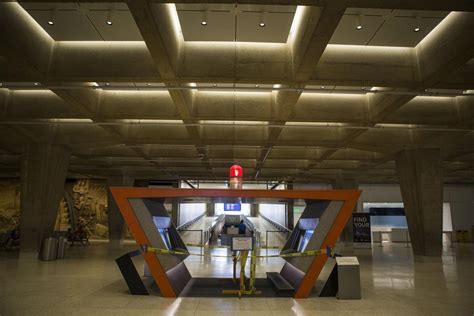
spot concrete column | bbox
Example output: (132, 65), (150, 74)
(395, 149), (443, 256)
(331, 178), (359, 243)
(250, 204), (258, 217)
(206, 202), (215, 217)
(287, 182), (294, 230)
(171, 181), (179, 227)
(20, 144), (70, 258)
(107, 176), (134, 248)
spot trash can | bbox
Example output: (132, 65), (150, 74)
(41, 237), (58, 261)
(57, 236), (68, 259)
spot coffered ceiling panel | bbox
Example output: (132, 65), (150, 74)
(330, 9), (449, 47)
(21, 3), (142, 41)
(176, 5), (296, 43)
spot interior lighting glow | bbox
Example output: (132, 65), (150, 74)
(273, 84), (281, 89)
(201, 10), (208, 26)
(49, 118), (94, 124)
(288, 6), (306, 44)
(286, 122), (348, 127)
(106, 21), (113, 25)
(355, 15), (363, 30)
(413, 27), (420, 32)
(259, 11), (266, 28)
(47, 21), (54, 25)
(119, 119), (183, 124)
(200, 120), (268, 126)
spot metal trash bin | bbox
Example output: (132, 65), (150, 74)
(57, 236), (68, 259)
(41, 237), (58, 261)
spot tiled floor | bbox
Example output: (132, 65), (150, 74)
(1, 221), (473, 315)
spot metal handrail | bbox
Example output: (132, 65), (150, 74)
(259, 213), (292, 233)
(176, 212), (205, 230)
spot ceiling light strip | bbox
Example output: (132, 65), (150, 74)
(2, 84), (472, 97)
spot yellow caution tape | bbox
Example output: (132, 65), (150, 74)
(186, 243), (280, 250)
(140, 244), (334, 259)
(186, 243), (229, 249)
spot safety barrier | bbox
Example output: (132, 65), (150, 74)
(265, 230), (289, 256)
(139, 244), (335, 259)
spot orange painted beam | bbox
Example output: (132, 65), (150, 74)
(110, 187), (361, 298)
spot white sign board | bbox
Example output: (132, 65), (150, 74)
(231, 236), (253, 251)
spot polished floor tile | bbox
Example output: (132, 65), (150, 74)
(1, 217), (473, 315)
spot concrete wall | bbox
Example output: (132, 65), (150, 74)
(295, 183), (474, 241)
(444, 185), (474, 239)
(258, 203), (286, 227)
(178, 203), (206, 227)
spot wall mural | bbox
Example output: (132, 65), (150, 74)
(0, 179), (126, 240)
(55, 179), (109, 239)
(0, 180), (20, 235)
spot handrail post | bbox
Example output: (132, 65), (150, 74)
(266, 230), (268, 258)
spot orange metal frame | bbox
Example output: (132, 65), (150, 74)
(110, 187), (361, 298)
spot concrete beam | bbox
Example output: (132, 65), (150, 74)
(127, 1), (180, 79)
(0, 2), (52, 80)
(128, 2), (212, 170)
(4, 0), (474, 11)
(291, 5), (345, 82)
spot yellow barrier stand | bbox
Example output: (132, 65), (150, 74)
(141, 244), (333, 298)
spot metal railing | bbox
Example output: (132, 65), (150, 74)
(176, 212), (205, 231)
(259, 213), (292, 234)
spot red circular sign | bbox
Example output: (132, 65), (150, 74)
(229, 165), (243, 178)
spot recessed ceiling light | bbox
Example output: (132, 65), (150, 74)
(146, 83), (151, 86)
(106, 21), (113, 25)
(105, 83), (110, 86)
(34, 82), (39, 86)
(201, 21), (207, 26)
(47, 21), (54, 26)
(413, 27), (420, 32)
(356, 25), (362, 30)
(321, 86), (325, 89)
(259, 22), (265, 27)
(255, 84), (259, 88)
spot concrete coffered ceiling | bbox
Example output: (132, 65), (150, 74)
(0, 0), (473, 184)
